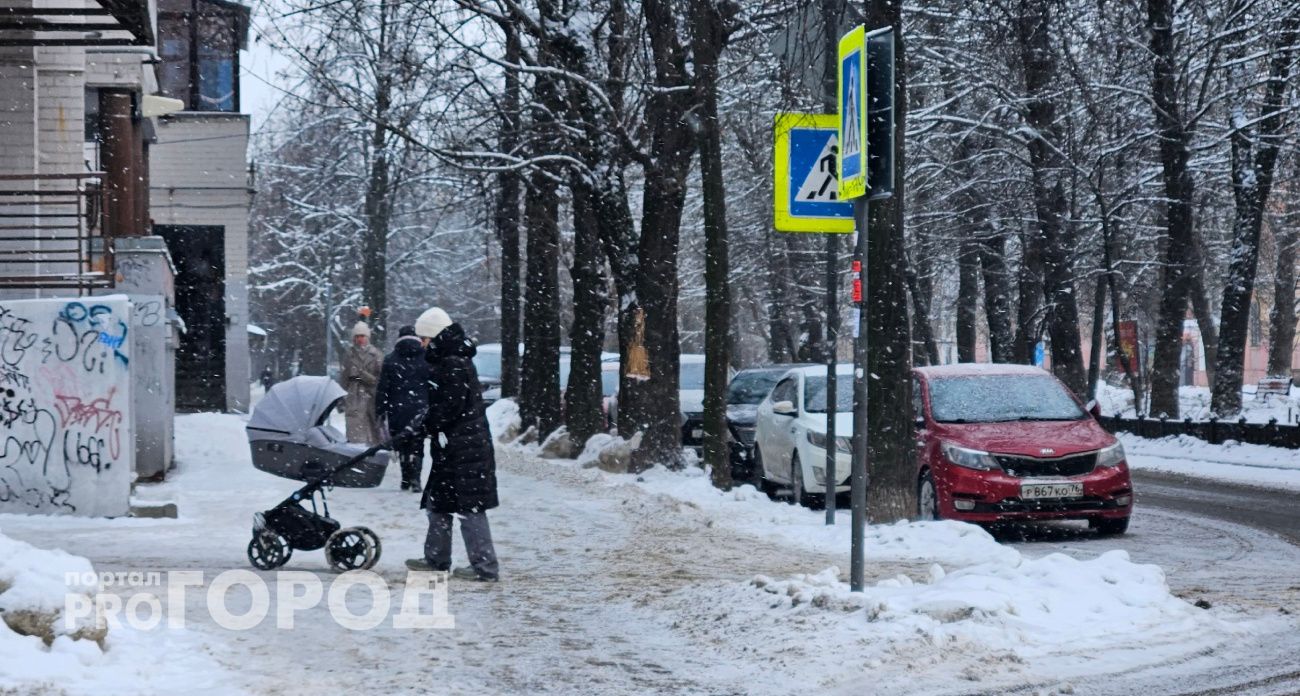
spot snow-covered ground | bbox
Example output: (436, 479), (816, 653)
(1099, 384), (1300, 424)
(1124, 433), (1300, 491)
(0, 407), (1297, 694)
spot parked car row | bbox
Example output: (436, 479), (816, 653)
(736, 362), (1133, 535)
(471, 344), (1132, 534)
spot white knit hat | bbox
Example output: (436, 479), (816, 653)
(414, 307), (452, 339)
(351, 321), (371, 338)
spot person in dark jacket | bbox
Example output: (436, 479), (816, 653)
(375, 325), (431, 491)
(403, 307), (499, 582)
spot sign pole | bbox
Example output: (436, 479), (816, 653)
(824, 232), (838, 525)
(850, 196), (868, 592)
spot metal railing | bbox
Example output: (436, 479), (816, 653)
(0, 173), (114, 292)
(1098, 414), (1300, 449)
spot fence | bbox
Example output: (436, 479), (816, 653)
(1098, 415), (1300, 449)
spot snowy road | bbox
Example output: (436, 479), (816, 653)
(990, 468), (1300, 695)
(4, 414), (1300, 695)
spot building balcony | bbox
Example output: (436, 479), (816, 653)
(0, 173), (115, 292)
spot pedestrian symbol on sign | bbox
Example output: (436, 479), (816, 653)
(772, 113), (853, 233)
(796, 138), (839, 202)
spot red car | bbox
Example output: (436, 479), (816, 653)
(912, 364), (1133, 535)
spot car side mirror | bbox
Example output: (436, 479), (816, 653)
(772, 400), (797, 416)
(1086, 399), (1102, 419)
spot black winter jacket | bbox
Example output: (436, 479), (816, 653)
(375, 337), (432, 435)
(420, 323), (498, 513)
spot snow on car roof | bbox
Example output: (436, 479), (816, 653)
(915, 363), (1051, 378)
(787, 363), (855, 377)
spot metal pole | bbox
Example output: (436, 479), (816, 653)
(824, 232), (839, 524)
(850, 196), (869, 592)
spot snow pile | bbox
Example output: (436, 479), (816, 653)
(485, 398), (521, 443)
(748, 549), (1210, 655)
(0, 528), (103, 645)
(665, 549), (1238, 685)
(576, 432), (642, 473)
(619, 463), (1018, 567)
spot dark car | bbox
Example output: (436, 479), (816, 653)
(726, 363), (814, 481)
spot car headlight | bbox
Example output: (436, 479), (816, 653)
(1096, 442), (1125, 468)
(807, 431), (853, 454)
(940, 442), (999, 471)
(807, 430), (827, 450)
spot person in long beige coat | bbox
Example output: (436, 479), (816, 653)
(340, 321), (385, 445)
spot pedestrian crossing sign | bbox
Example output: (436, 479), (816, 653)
(838, 25), (867, 200)
(773, 113), (854, 233)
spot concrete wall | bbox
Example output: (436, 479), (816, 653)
(0, 296), (134, 517)
(149, 113), (252, 412)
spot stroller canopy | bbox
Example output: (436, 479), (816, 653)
(247, 376), (346, 440)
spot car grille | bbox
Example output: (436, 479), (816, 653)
(994, 452), (1097, 478)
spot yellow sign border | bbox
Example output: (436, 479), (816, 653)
(773, 113), (854, 234)
(837, 25), (867, 200)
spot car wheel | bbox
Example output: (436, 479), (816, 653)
(917, 469), (940, 521)
(790, 454), (823, 510)
(1090, 516), (1129, 536)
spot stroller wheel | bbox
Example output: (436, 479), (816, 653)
(353, 526), (382, 566)
(325, 527), (379, 572)
(248, 531), (292, 570)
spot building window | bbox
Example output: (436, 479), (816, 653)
(157, 0), (248, 112)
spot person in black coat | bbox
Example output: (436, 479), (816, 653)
(403, 307), (499, 582)
(375, 325), (431, 491)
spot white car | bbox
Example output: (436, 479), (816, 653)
(753, 364), (853, 507)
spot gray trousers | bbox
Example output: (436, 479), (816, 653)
(424, 510), (499, 579)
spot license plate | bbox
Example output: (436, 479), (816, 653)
(1020, 481), (1083, 500)
(691, 428), (704, 440)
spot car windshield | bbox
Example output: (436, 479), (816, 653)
(473, 351), (501, 381)
(803, 376), (854, 413)
(928, 374), (1086, 423)
(727, 371), (782, 405)
(600, 370), (619, 396)
(680, 362), (705, 390)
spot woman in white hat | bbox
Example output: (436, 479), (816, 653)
(404, 307), (500, 582)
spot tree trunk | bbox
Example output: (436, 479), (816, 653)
(628, 0), (696, 472)
(956, 240), (979, 362)
(690, 0), (733, 488)
(864, 0), (915, 525)
(520, 174), (563, 436)
(904, 252), (939, 366)
(1212, 16), (1298, 415)
(1145, 0), (1196, 419)
(361, 75), (392, 344)
(1086, 273), (1106, 399)
(496, 26), (522, 399)
(1268, 222), (1298, 377)
(765, 232), (797, 362)
(565, 180), (609, 448)
(1014, 224), (1042, 364)
(1016, 0), (1085, 397)
(979, 229), (1015, 363)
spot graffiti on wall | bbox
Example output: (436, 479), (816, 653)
(0, 297), (132, 517)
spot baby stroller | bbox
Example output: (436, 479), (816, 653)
(245, 376), (392, 572)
